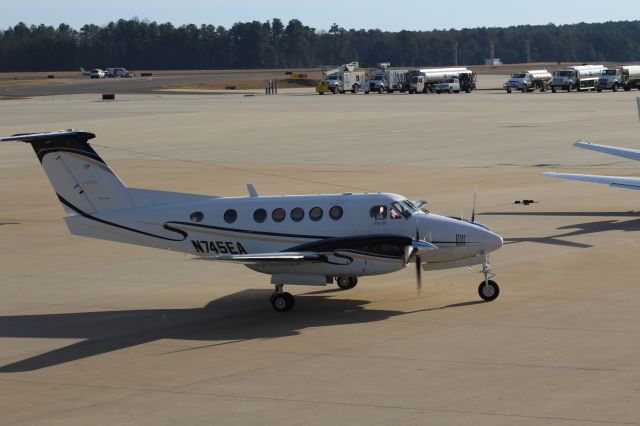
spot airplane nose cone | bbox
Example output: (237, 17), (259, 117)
(482, 229), (503, 253)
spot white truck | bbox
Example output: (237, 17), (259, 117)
(551, 65), (606, 92)
(597, 66), (640, 92)
(503, 69), (552, 93)
(363, 63), (409, 94)
(408, 67), (475, 93)
(315, 62), (366, 94)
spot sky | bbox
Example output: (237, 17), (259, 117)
(2, 0), (639, 32)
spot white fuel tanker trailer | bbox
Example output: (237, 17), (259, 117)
(408, 67), (476, 93)
(551, 64), (606, 92)
(503, 69), (552, 93)
(597, 66), (640, 92)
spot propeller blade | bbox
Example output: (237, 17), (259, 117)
(471, 186), (478, 223)
(416, 255), (422, 292)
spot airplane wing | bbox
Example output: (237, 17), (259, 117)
(574, 140), (640, 161)
(542, 172), (640, 190)
(198, 252), (327, 264)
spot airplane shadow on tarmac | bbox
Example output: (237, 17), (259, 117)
(479, 211), (640, 248)
(0, 289), (481, 373)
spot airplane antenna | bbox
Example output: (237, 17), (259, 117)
(247, 184), (259, 197)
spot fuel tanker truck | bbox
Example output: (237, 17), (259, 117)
(596, 66), (640, 92)
(550, 64), (606, 92)
(503, 69), (552, 93)
(408, 67), (476, 93)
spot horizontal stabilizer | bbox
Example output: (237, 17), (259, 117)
(0, 130), (95, 143)
(542, 172), (640, 190)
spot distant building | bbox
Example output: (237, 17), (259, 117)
(485, 58), (503, 66)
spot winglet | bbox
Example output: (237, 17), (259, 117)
(247, 184), (259, 197)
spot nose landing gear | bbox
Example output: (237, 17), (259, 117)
(478, 252), (499, 302)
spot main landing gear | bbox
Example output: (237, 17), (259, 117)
(478, 252), (500, 302)
(336, 276), (358, 290)
(270, 284), (295, 312)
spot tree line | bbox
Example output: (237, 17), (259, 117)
(1, 18), (639, 72)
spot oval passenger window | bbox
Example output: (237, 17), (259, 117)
(253, 208), (267, 223)
(329, 206), (343, 220)
(224, 209), (237, 223)
(309, 207), (323, 221)
(272, 208), (286, 222)
(291, 207), (304, 222)
(190, 211), (204, 222)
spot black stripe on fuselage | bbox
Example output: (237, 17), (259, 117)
(57, 195), (188, 242)
(165, 221), (334, 241)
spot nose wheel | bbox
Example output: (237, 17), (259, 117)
(478, 252), (500, 302)
(270, 284), (295, 312)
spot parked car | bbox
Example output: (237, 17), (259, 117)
(89, 69), (106, 79)
(434, 78), (460, 94)
(105, 67), (131, 78)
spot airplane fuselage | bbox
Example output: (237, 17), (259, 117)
(64, 192), (503, 278)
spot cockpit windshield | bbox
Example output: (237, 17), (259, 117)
(390, 199), (423, 219)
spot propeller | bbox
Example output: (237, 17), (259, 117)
(409, 226), (438, 292)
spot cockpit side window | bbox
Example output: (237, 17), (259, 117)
(390, 202), (404, 219)
(370, 205), (387, 220)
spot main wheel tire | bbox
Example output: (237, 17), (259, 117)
(478, 280), (499, 302)
(336, 276), (358, 290)
(271, 292), (295, 312)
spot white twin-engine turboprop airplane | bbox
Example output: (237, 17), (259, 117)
(1, 130), (503, 311)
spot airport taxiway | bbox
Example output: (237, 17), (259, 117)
(1, 87), (640, 425)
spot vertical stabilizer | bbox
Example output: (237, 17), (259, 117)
(1, 130), (133, 214)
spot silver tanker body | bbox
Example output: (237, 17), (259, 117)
(409, 67), (475, 93)
(504, 69), (552, 93)
(551, 64), (606, 92)
(597, 65), (640, 92)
